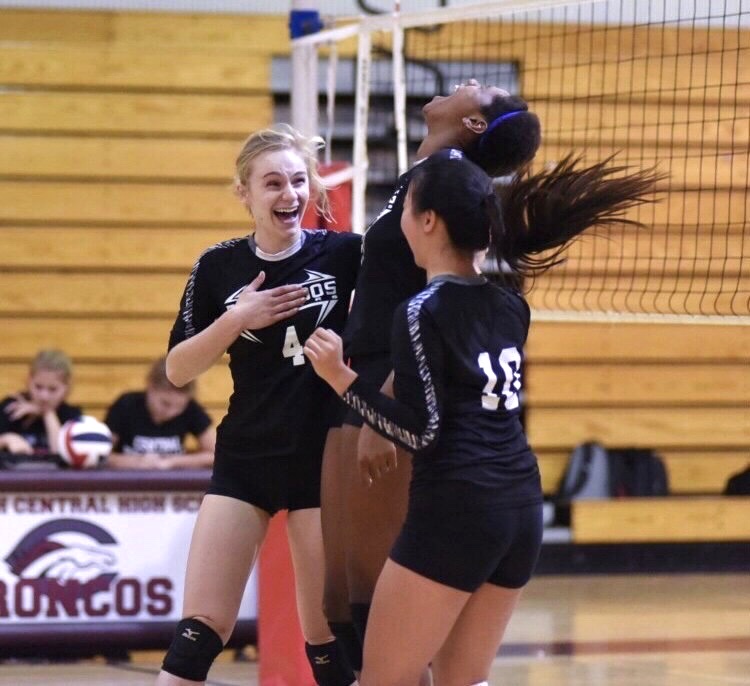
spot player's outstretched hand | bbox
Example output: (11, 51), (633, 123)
(304, 328), (356, 394)
(234, 271), (307, 330)
(357, 423), (397, 486)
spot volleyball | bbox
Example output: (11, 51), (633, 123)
(58, 416), (113, 469)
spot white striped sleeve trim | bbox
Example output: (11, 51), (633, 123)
(343, 281), (443, 452)
(181, 237), (244, 339)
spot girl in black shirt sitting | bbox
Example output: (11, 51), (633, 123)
(0, 349), (81, 460)
(105, 357), (215, 470)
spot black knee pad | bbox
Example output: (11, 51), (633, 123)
(305, 640), (356, 686)
(350, 602), (370, 647)
(328, 621), (362, 672)
(162, 617), (224, 682)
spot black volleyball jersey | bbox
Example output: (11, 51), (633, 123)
(169, 230), (361, 460)
(343, 148), (464, 359)
(343, 275), (541, 507)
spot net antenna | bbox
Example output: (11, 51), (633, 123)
(293, 0), (749, 325)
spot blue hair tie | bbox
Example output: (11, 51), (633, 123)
(479, 110), (525, 148)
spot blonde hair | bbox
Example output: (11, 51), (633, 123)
(29, 349), (73, 383)
(147, 356), (195, 395)
(234, 123), (330, 219)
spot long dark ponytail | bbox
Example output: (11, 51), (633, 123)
(493, 154), (662, 286)
(408, 151), (662, 288)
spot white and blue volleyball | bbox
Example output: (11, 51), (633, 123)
(58, 416), (113, 469)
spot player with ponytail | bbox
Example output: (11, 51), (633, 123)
(306, 150), (660, 686)
(320, 80), (542, 680)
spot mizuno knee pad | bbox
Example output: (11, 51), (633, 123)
(305, 639), (356, 686)
(161, 617), (223, 682)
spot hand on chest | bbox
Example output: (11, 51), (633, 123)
(224, 266), (342, 364)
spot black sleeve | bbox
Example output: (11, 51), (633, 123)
(185, 399), (213, 436)
(168, 252), (222, 351)
(342, 301), (444, 453)
(0, 397), (14, 433)
(341, 231), (363, 280)
(104, 395), (129, 437)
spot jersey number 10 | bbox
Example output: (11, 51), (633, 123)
(477, 347), (522, 411)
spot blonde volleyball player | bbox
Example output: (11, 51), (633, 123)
(156, 124), (359, 686)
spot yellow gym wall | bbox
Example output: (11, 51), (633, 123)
(0, 7), (282, 431)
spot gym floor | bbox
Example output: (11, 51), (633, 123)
(2, 574), (749, 685)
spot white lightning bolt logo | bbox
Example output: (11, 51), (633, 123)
(224, 270), (338, 343)
(298, 270), (339, 326)
(224, 285), (262, 342)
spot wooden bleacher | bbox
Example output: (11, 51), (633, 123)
(0, 8), (748, 546)
(0, 7), (279, 425)
(571, 498), (750, 544)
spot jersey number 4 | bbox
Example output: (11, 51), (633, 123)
(282, 326), (305, 366)
(478, 347), (522, 410)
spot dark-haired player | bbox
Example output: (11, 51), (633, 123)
(320, 79), (543, 675)
(307, 150), (659, 686)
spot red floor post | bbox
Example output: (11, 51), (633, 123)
(258, 512), (316, 686)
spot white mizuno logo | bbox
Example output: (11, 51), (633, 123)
(182, 628), (200, 641)
(224, 270), (338, 343)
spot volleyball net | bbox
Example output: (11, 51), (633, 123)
(292, 0), (749, 323)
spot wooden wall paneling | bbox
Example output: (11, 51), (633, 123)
(0, 273), (187, 316)
(527, 407), (750, 449)
(0, 92), (273, 136)
(0, 136), (241, 181)
(0, 317), (174, 361)
(572, 497), (750, 543)
(0, 10), (289, 52)
(0, 227), (245, 270)
(0, 46), (269, 91)
(526, 322), (750, 362)
(0, 181), (248, 225)
(527, 363), (749, 406)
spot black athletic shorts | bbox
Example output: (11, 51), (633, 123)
(207, 446), (323, 515)
(390, 481), (543, 592)
(342, 353), (392, 427)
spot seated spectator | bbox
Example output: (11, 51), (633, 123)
(0, 349), (81, 458)
(105, 357), (215, 470)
